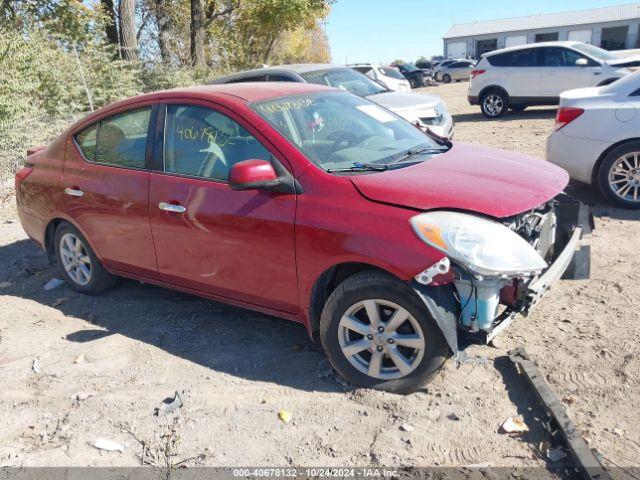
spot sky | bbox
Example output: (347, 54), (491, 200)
(326, 0), (631, 64)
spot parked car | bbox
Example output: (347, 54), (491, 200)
(415, 60), (435, 71)
(394, 63), (429, 88)
(547, 71), (640, 208)
(431, 59), (460, 79)
(469, 41), (635, 118)
(349, 63), (411, 91)
(211, 64), (454, 138)
(435, 60), (474, 83)
(16, 83), (589, 393)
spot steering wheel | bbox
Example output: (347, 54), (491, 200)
(327, 131), (360, 153)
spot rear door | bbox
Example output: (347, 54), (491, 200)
(63, 104), (160, 279)
(148, 100), (299, 313)
(501, 48), (541, 98)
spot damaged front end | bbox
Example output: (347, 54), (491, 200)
(410, 194), (592, 352)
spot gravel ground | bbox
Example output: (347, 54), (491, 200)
(0, 82), (638, 470)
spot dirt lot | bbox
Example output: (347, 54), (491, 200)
(1, 81), (638, 469)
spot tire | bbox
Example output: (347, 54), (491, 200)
(319, 271), (449, 394)
(596, 141), (640, 209)
(409, 77), (419, 89)
(442, 74), (451, 83)
(511, 104), (527, 112)
(480, 90), (508, 118)
(54, 222), (117, 294)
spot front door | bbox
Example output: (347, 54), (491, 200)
(148, 102), (299, 313)
(539, 47), (602, 97)
(63, 104), (159, 279)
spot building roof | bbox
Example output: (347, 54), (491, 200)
(443, 2), (640, 39)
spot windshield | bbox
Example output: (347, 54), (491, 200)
(379, 67), (405, 79)
(572, 43), (619, 62)
(300, 68), (387, 97)
(251, 92), (441, 173)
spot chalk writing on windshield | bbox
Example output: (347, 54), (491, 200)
(257, 98), (313, 114)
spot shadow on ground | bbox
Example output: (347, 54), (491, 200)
(1, 238), (340, 393)
(452, 108), (557, 123)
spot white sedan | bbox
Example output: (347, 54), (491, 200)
(547, 72), (640, 208)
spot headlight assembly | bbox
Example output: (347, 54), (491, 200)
(410, 211), (547, 277)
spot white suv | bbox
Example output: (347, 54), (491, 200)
(349, 63), (412, 92)
(468, 41), (635, 118)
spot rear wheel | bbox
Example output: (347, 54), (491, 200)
(597, 142), (640, 208)
(54, 223), (117, 294)
(442, 74), (451, 83)
(319, 271), (449, 394)
(480, 90), (508, 118)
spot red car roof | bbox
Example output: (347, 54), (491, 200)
(119, 82), (336, 106)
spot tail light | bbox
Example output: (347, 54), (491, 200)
(555, 107), (584, 130)
(470, 69), (485, 79)
(15, 166), (33, 190)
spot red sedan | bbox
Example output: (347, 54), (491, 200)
(15, 82), (587, 393)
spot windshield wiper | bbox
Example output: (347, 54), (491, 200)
(390, 145), (449, 165)
(327, 162), (390, 173)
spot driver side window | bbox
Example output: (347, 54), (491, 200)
(163, 105), (271, 181)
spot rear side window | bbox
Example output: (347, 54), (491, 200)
(487, 53), (512, 66)
(74, 108), (151, 169)
(267, 74), (295, 82)
(511, 48), (539, 67)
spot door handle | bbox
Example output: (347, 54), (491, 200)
(159, 202), (186, 213)
(64, 188), (84, 197)
(594, 71), (602, 75)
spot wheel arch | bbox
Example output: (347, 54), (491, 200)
(43, 216), (105, 265)
(478, 85), (509, 101)
(590, 137), (640, 186)
(308, 262), (401, 336)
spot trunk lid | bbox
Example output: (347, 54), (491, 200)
(349, 142), (569, 218)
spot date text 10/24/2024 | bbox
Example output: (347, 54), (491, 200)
(232, 468), (400, 478)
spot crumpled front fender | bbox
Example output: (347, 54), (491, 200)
(411, 282), (459, 355)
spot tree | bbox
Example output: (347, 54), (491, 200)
(191, 0), (239, 68)
(101, 0), (118, 46)
(153, 0), (171, 62)
(119, 0), (138, 60)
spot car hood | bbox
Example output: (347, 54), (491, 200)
(369, 91), (440, 113)
(606, 55), (640, 68)
(349, 142), (569, 218)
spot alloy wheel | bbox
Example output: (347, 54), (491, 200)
(59, 233), (92, 285)
(483, 94), (504, 117)
(338, 299), (425, 380)
(608, 152), (640, 203)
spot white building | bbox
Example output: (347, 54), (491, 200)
(443, 3), (640, 59)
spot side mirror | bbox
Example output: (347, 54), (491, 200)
(228, 159), (279, 191)
(575, 58), (589, 67)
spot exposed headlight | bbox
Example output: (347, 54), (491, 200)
(410, 211), (547, 277)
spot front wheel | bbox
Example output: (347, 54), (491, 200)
(319, 271), (449, 394)
(54, 222), (117, 294)
(597, 141), (640, 208)
(442, 74), (451, 83)
(480, 90), (508, 118)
